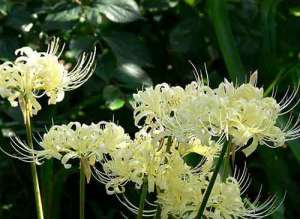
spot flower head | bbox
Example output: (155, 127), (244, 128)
(157, 169), (283, 219)
(0, 121), (130, 183)
(132, 72), (300, 156)
(0, 37), (96, 116)
(95, 130), (166, 194)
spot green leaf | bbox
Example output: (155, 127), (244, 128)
(84, 7), (102, 26)
(288, 139), (300, 163)
(5, 5), (33, 31)
(0, 36), (19, 61)
(259, 0), (282, 78)
(43, 6), (81, 31)
(102, 31), (153, 88)
(184, 0), (196, 7)
(95, 0), (141, 23)
(277, 106), (300, 164)
(107, 99), (125, 110)
(102, 31), (152, 66)
(207, 0), (245, 83)
(102, 85), (122, 100)
(141, 0), (178, 11)
(116, 63), (152, 88)
(169, 17), (207, 56)
(68, 35), (96, 57)
(50, 167), (77, 219)
(102, 85), (125, 110)
(0, 0), (12, 18)
(95, 50), (117, 82)
(258, 147), (300, 218)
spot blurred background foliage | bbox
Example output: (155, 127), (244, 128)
(0, 0), (300, 218)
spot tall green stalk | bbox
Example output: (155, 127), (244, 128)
(207, 0), (245, 83)
(154, 205), (161, 219)
(23, 98), (44, 219)
(79, 160), (86, 219)
(196, 142), (229, 218)
(137, 178), (148, 219)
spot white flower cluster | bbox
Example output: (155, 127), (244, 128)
(8, 122), (130, 167)
(132, 72), (297, 156)
(2, 70), (294, 219)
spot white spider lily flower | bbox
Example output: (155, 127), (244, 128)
(0, 37), (96, 116)
(94, 130), (166, 195)
(131, 71), (300, 156)
(0, 122), (130, 181)
(157, 166), (284, 219)
(93, 134), (223, 217)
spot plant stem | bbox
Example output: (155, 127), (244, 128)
(221, 142), (232, 181)
(80, 160), (86, 219)
(23, 100), (44, 219)
(137, 178), (148, 219)
(196, 141), (229, 219)
(154, 205), (161, 219)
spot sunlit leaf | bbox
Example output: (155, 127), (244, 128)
(141, 0), (178, 11)
(102, 85), (125, 110)
(95, 0), (141, 23)
(43, 6), (81, 31)
(116, 62), (152, 88)
(85, 7), (103, 26)
(107, 99), (125, 110)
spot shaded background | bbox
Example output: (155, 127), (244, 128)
(0, 0), (300, 218)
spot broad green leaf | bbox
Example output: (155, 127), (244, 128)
(0, 36), (19, 61)
(43, 6), (81, 31)
(5, 5), (33, 31)
(116, 63), (152, 88)
(84, 7), (102, 26)
(289, 6), (300, 17)
(0, 0), (12, 17)
(169, 17), (207, 56)
(258, 147), (300, 219)
(184, 0), (196, 7)
(95, 50), (117, 82)
(102, 85), (125, 110)
(107, 99), (125, 111)
(287, 139), (300, 163)
(95, 0), (141, 23)
(102, 85), (122, 100)
(141, 0), (178, 11)
(102, 31), (152, 66)
(50, 167), (77, 219)
(68, 35), (96, 57)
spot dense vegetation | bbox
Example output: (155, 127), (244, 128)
(0, 0), (300, 218)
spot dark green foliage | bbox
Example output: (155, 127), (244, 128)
(0, 0), (300, 218)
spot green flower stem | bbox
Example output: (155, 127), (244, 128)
(137, 178), (148, 219)
(221, 142), (232, 181)
(153, 137), (172, 219)
(154, 204), (161, 219)
(23, 100), (44, 219)
(79, 160), (86, 219)
(196, 141), (229, 219)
